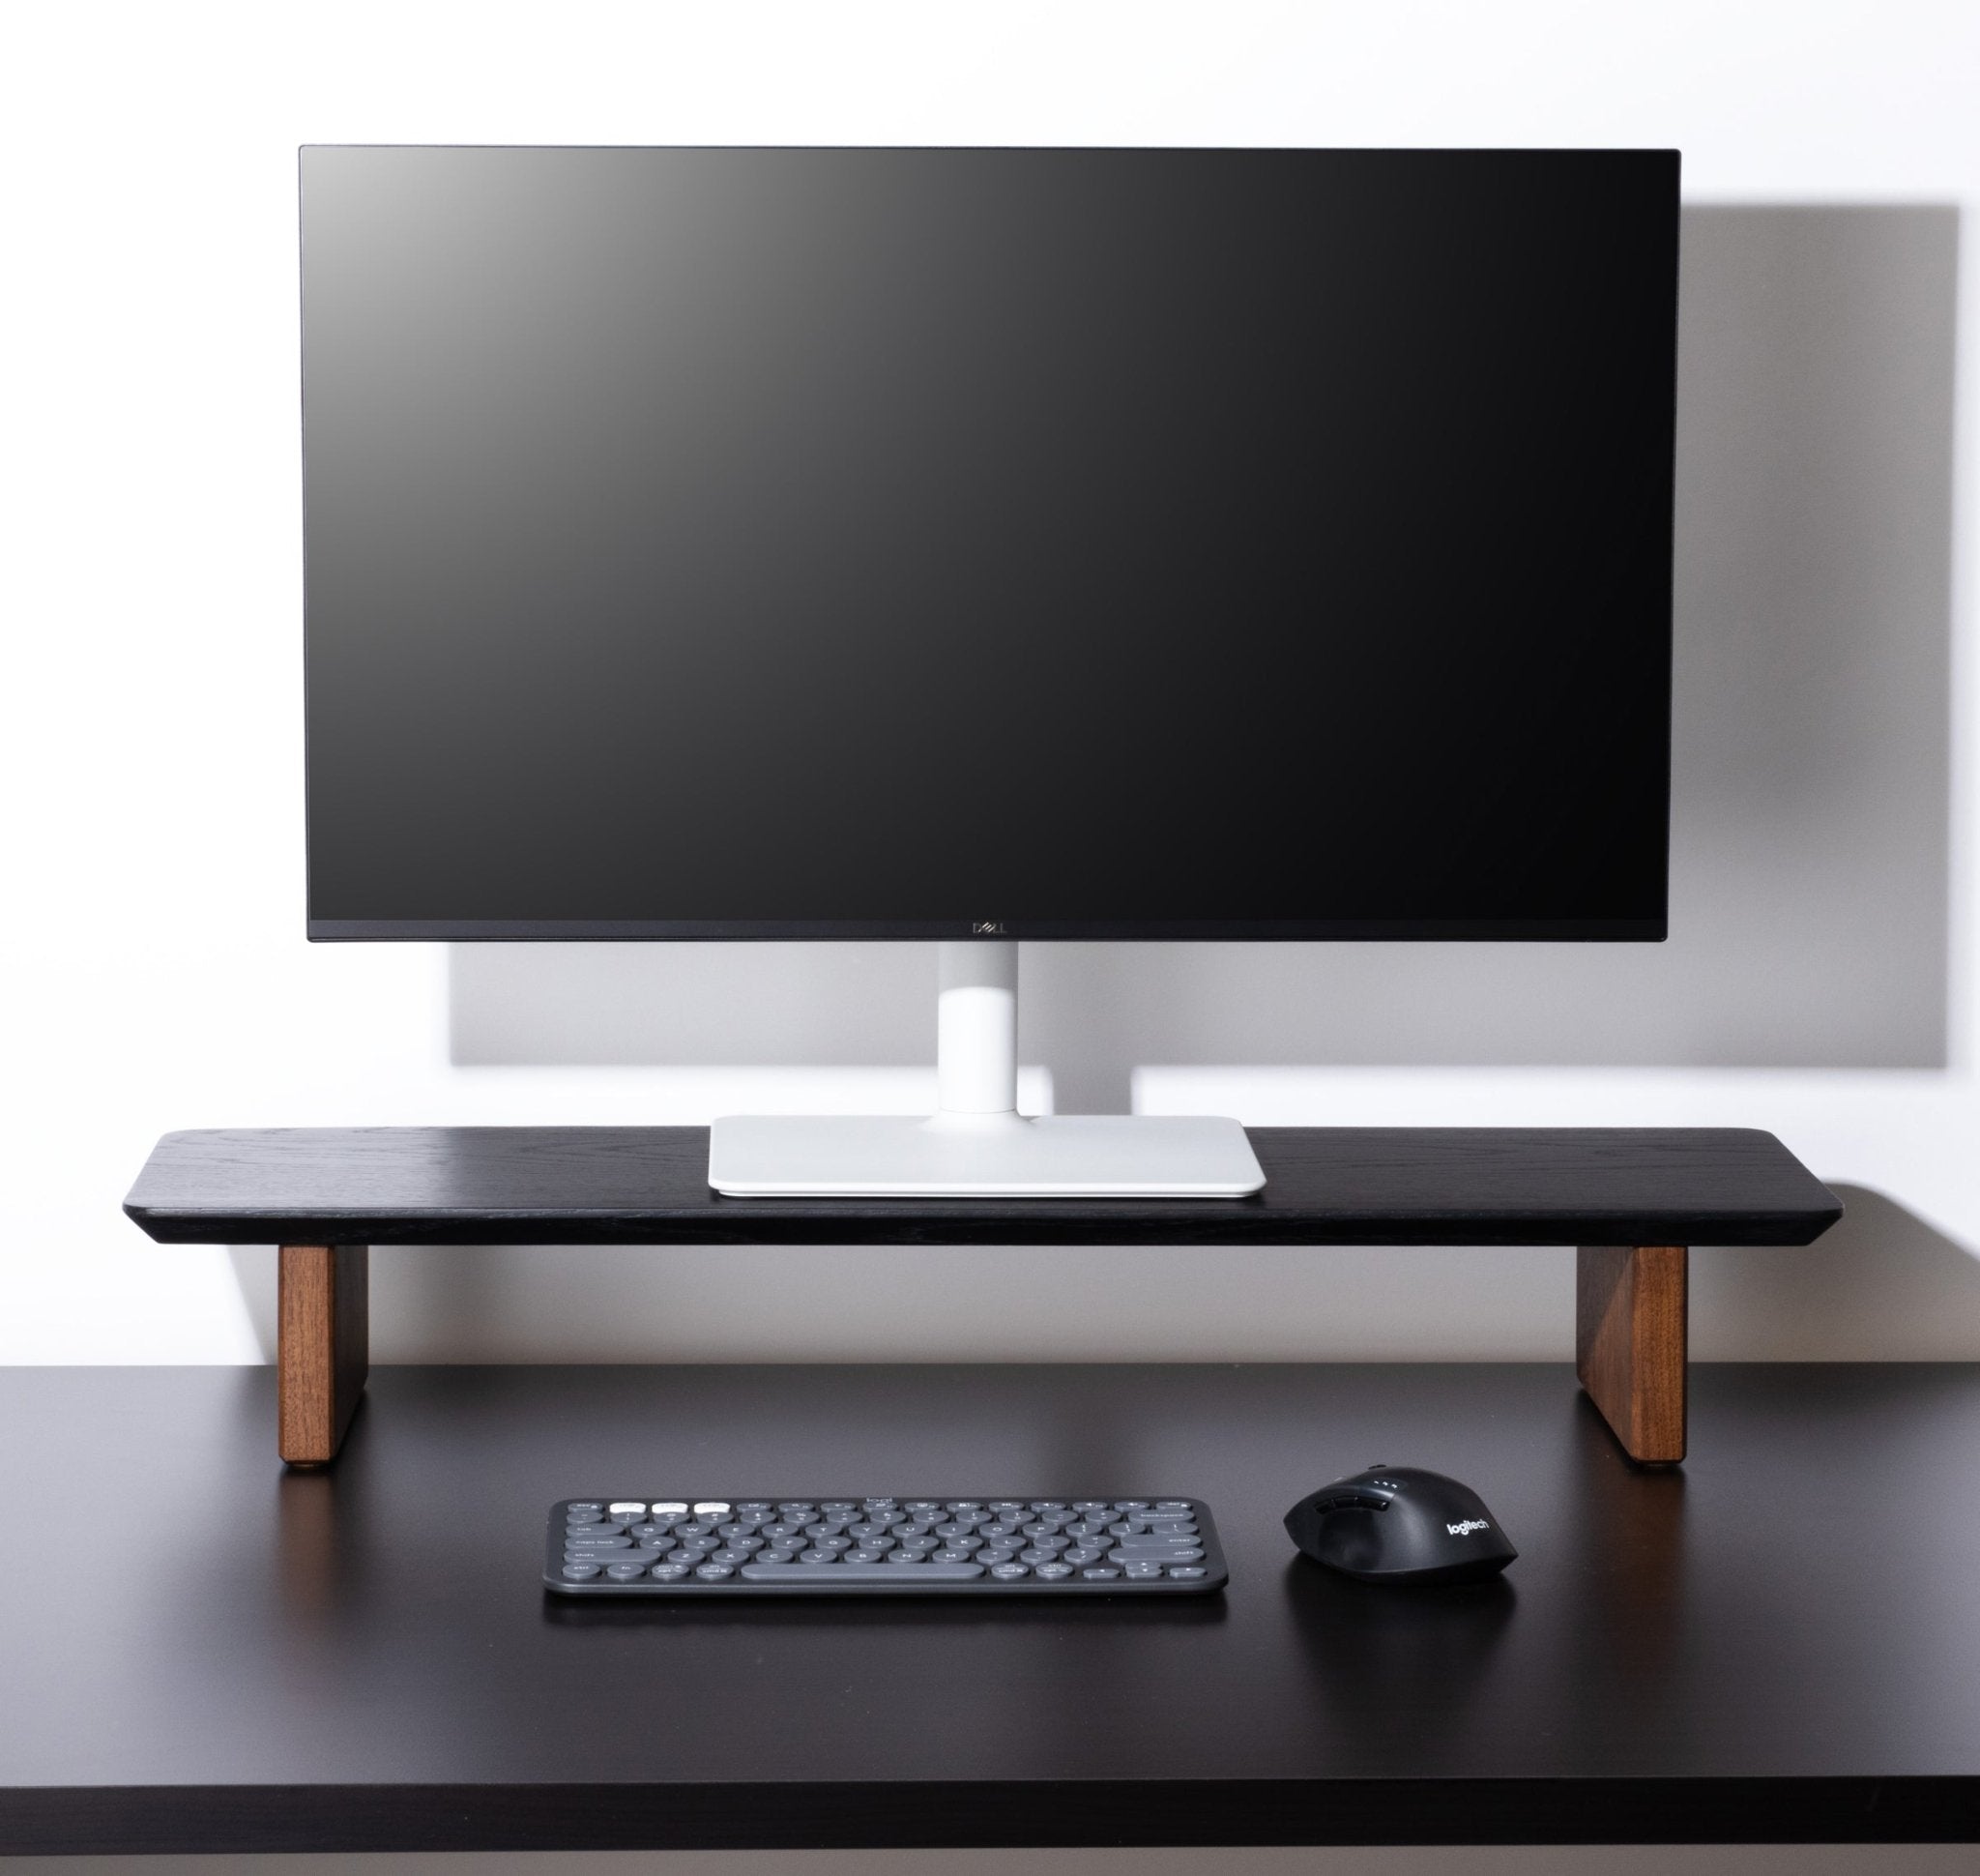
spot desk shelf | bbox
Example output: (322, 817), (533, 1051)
(125, 1126), (1841, 1468)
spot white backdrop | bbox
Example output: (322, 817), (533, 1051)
(4, 0), (1977, 1370)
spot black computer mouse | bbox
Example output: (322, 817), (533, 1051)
(1285, 1465), (1517, 1586)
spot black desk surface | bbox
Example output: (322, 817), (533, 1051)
(2, 1362), (1975, 1853)
(124, 1126), (1843, 1246)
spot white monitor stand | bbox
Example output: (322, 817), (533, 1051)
(708, 941), (1266, 1197)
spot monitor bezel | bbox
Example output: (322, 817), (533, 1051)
(308, 917), (1668, 941)
(301, 145), (1676, 948)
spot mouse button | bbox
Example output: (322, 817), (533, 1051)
(1348, 1479), (1399, 1502)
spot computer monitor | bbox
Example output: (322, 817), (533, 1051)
(301, 146), (1679, 1197)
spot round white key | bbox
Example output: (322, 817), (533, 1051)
(692, 1501), (731, 1516)
(651, 1502), (688, 1516)
(607, 1501), (647, 1516)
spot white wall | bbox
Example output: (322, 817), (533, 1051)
(4, 0), (1978, 1367)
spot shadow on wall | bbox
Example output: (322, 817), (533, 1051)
(1692, 1186), (1980, 1362)
(449, 205), (1958, 1095)
(225, 1186), (1980, 1364)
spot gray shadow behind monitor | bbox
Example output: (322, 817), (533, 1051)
(451, 203), (1956, 1087)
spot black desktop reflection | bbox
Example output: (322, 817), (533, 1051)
(303, 147), (1677, 939)
(1283, 1561), (1520, 1765)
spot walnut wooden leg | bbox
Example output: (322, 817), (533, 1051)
(1576, 1244), (1687, 1465)
(277, 1244), (369, 1467)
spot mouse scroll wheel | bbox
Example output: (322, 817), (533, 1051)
(1318, 1493), (1389, 1513)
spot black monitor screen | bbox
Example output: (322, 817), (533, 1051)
(302, 147), (1677, 939)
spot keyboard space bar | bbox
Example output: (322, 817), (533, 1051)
(740, 1563), (985, 1582)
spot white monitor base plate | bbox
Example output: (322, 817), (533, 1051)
(710, 1114), (1266, 1198)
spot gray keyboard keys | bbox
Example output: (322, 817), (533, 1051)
(547, 1498), (1224, 1595)
(742, 1562), (984, 1582)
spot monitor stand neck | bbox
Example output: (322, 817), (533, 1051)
(706, 941), (1265, 1197)
(930, 941), (1024, 1130)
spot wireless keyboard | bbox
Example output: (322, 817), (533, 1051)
(547, 1496), (1228, 1595)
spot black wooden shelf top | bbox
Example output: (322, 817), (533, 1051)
(124, 1125), (1842, 1246)
(1, 1362), (1975, 1853)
